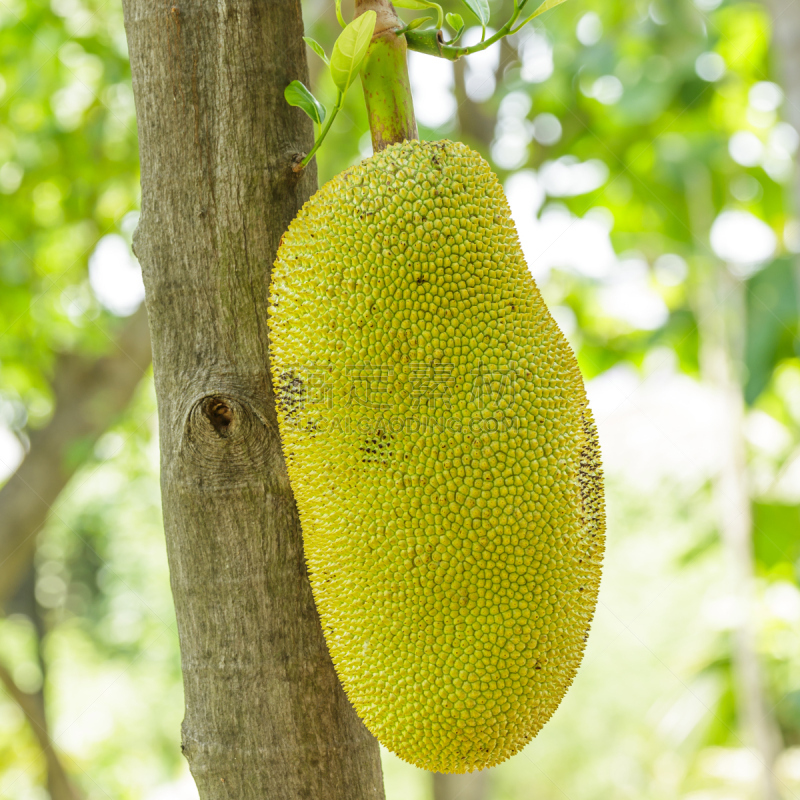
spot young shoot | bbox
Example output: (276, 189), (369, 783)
(285, 0), (571, 168)
(285, 11), (377, 170)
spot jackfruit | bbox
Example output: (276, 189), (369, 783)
(268, 139), (604, 773)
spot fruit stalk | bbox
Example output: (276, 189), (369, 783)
(355, 0), (418, 151)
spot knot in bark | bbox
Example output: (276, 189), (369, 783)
(202, 396), (235, 437)
(179, 391), (276, 489)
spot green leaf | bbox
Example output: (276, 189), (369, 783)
(394, 0), (444, 29)
(284, 80), (326, 126)
(335, 0), (345, 28)
(509, 0), (570, 33)
(394, 0), (434, 9)
(404, 16), (431, 31)
(753, 503), (800, 570)
(519, 0), (570, 24)
(303, 37), (329, 65)
(446, 11), (464, 30)
(460, 0), (490, 26)
(330, 11), (377, 94)
(745, 257), (797, 404)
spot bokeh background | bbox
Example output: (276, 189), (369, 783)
(2, 0), (800, 797)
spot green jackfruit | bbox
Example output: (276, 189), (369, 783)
(268, 139), (604, 773)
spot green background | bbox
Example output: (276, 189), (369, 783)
(2, 0), (800, 797)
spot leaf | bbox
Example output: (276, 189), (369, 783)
(404, 17), (431, 30)
(745, 257), (797, 404)
(335, 0), (345, 28)
(753, 503), (800, 569)
(394, 0), (444, 29)
(303, 37), (329, 65)
(460, 0), (490, 26)
(284, 80), (326, 126)
(330, 11), (377, 94)
(523, 0), (570, 21)
(393, 0), (434, 10)
(446, 11), (464, 30)
(510, 0), (570, 33)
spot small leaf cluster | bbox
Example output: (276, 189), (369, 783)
(284, 0), (571, 167)
(285, 10), (377, 165)
(403, 0), (571, 59)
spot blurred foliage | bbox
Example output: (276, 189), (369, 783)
(3, 0), (800, 797)
(0, 0), (139, 432)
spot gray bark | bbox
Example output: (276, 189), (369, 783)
(0, 305), (151, 609)
(121, 0), (385, 797)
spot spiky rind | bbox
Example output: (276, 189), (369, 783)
(268, 140), (605, 773)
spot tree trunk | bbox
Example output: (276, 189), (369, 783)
(764, 0), (800, 157)
(121, 0), (385, 797)
(765, 0), (800, 345)
(699, 266), (783, 800)
(686, 169), (783, 800)
(453, 57), (494, 148)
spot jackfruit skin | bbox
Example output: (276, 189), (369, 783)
(268, 140), (604, 773)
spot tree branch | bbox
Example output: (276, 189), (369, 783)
(0, 658), (81, 800)
(0, 305), (152, 609)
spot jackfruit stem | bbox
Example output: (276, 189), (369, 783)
(356, 0), (418, 152)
